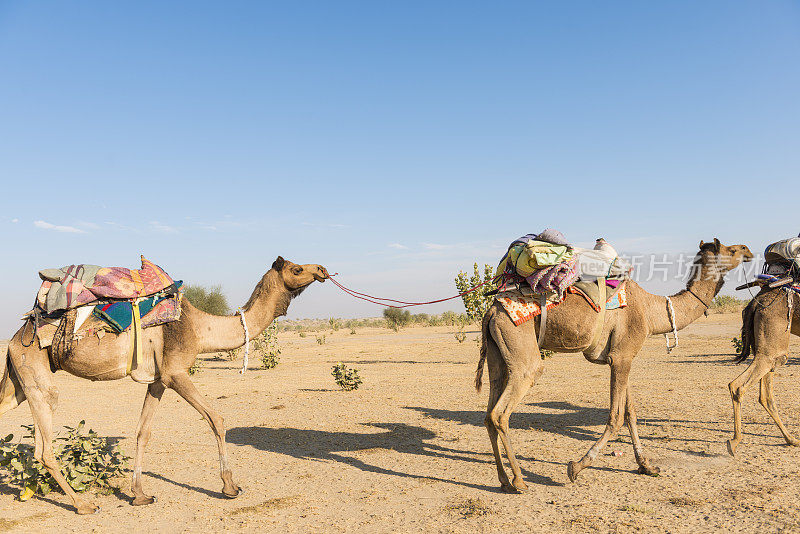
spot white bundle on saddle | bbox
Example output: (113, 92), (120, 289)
(764, 237), (800, 275)
(574, 239), (631, 282)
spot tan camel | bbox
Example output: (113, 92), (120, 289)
(475, 239), (752, 492)
(726, 287), (800, 454)
(0, 257), (326, 514)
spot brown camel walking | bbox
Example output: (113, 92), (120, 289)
(475, 239), (752, 492)
(0, 257), (326, 514)
(727, 287), (800, 454)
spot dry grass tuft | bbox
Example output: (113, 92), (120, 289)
(445, 497), (493, 518)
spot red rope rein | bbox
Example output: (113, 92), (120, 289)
(323, 270), (500, 309)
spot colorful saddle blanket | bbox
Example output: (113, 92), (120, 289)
(93, 282), (183, 333)
(37, 256), (174, 314)
(496, 281), (628, 326)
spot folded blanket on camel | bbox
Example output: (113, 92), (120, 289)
(496, 281), (628, 326)
(92, 281), (184, 333)
(37, 256), (175, 314)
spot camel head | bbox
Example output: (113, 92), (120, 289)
(271, 256), (327, 293)
(697, 239), (754, 275)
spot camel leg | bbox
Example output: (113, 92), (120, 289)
(12, 354), (99, 514)
(758, 371), (800, 447)
(166, 373), (241, 498)
(488, 368), (537, 492)
(727, 357), (774, 455)
(624, 386), (659, 476)
(131, 381), (166, 505)
(483, 351), (513, 491)
(568, 361), (629, 482)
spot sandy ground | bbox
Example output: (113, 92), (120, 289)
(3, 313), (800, 533)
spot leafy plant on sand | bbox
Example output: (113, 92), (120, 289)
(316, 334), (326, 345)
(0, 422), (128, 500)
(188, 359), (202, 375)
(252, 323), (281, 369)
(731, 336), (743, 355)
(383, 308), (411, 331)
(331, 363), (362, 391)
(184, 284), (231, 316)
(455, 263), (497, 322)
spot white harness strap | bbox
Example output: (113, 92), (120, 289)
(238, 308), (250, 374)
(665, 297), (678, 353)
(787, 290), (794, 333)
(538, 293), (548, 348)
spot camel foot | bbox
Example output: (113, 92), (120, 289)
(132, 495), (157, 506)
(511, 477), (528, 492)
(75, 501), (100, 515)
(500, 483), (518, 494)
(567, 461), (581, 482)
(637, 464), (660, 477)
(222, 485), (243, 499)
(726, 439), (738, 456)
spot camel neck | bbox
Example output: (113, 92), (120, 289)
(194, 273), (286, 353)
(645, 261), (722, 335)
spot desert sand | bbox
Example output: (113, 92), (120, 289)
(2, 312), (800, 533)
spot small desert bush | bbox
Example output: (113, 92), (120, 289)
(731, 336), (743, 355)
(455, 263), (497, 322)
(328, 317), (341, 331)
(183, 284), (230, 316)
(331, 363), (362, 391)
(316, 334), (326, 345)
(0, 422), (128, 500)
(188, 359), (202, 375)
(383, 308), (412, 331)
(253, 323), (281, 369)
(710, 295), (749, 314)
(540, 349), (555, 359)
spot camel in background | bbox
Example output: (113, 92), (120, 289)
(0, 257), (326, 514)
(476, 239), (752, 492)
(727, 287), (800, 454)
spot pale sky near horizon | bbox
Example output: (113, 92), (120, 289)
(1, 1), (799, 336)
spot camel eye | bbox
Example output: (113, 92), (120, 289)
(292, 267), (302, 275)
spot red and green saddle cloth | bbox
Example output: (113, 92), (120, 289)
(92, 282), (183, 333)
(37, 256), (175, 314)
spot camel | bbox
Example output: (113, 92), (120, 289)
(726, 287), (800, 454)
(475, 239), (753, 492)
(0, 257), (326, 514)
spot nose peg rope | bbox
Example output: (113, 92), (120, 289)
(323, 271), (499, 309)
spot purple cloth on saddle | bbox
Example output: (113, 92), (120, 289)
(606, 279), (621, 289)
(525, 256), (580, 298)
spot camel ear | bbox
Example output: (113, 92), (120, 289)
(713, 238), (721, 252)
(699, 240), (705, 249)
(272, 256), (285, 271)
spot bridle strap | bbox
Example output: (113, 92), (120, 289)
(686, 288), (710, 309)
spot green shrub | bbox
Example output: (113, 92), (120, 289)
(188, 359), (202, 375)
(331, 363), (362, 391)
(731, 336), (743, 355)
(0, 422), (128, 500)
(383, 308), (411, 330)
(184, 284), (230, 316)
(253, 323), (281, 369)
(540, 349), (555, 359)
(328, 318), (341, 331)
(316, 334), (326, 345)
(455, 263), (497, 322)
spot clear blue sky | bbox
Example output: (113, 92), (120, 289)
(1, 1), (798, 335)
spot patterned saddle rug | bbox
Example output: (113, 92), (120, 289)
(37, 256), (175, 314)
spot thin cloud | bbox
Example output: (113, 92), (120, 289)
(388, 243), (408, 250)
(34, 220), (86, 234)
(422, 242), (449, 250)
(149, 221), (179, 234)
(11, 218), (18, 223)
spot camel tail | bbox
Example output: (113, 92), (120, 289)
(735, 299), (757, 364)
(0, 349), (26, 417)
(475, 312), (491, 392)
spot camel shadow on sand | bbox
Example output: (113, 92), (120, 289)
(227, 422), (562, 490)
